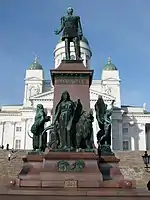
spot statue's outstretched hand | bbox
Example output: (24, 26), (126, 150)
(54, 29), (60, 35)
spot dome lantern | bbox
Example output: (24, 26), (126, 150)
(28, 54), (43, 70)
(103, 56), (117, 71)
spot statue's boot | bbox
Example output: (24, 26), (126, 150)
(63, 146), (68, 151)
(74, 38), (81, 60)
(76, 148), (82, 152)
(67, 146), (74, 152)
(65, 38), (70, 60)
(70, 146), (74, 151)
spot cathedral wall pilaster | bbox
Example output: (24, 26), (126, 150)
(112, 119), (122, 150)
(21, 119), (28, 149)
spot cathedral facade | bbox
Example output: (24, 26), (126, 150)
(0, 37), (150, 151)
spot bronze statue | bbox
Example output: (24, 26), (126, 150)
(101, 100), (115, 146)
(95, 95), (106, 130)
(55, 7), (83, 60)
(42, 91), (94, 152)
(76, 109), (94, 151)
(30, 104), (50, 152)
(95, 96), (115, 155)
(52, 91), (76, 150)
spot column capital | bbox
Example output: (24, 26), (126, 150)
(22, 118), (28, 122)
(0, 121), (6, 125)
(10, 121), (17, 125)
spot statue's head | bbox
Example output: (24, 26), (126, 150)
(84, 109), (93, 119)
(36, 104), (44, 112)
(98, 95), (102, 100)
(97, 95), (104, 104)
(67, 7), (74, 15)
(61, 90), (70, 101)
(37, 104), (43, 109)
(77, 99), (82, 104)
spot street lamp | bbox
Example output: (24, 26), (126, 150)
(142, 151), (150, 169)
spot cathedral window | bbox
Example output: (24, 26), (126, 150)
(16, 127), (22, 132)
(123, 140), (129, 151)
(15, 140), (21, 149)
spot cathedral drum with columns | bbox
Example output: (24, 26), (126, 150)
(0, 36), (150, 151)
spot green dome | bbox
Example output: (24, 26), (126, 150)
(103, 57), (117, 71)
(28, 58), (43, 70)
(58, 35), (89, 46)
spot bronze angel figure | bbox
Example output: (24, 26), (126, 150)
(95, 95), (115, 155)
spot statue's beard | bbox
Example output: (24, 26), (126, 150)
(67, 13), (73, 16)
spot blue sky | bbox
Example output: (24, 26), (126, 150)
(0, 0), (150, 109)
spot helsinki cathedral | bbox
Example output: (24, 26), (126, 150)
(0, 36), (150, 151)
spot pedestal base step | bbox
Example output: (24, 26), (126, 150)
(14, 179), (135, 189)
(0, 187), (150, 200)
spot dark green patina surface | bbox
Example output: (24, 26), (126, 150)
(57, 160), (85, 172)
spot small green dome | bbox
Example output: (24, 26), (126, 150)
(103, 57), (117, 71)
(28, 57), (43, 70)
(58, 35), (89, 46)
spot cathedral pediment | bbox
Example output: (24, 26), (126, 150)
(90, 89), (115, 101)
(30, 87), (115, 102)
(30, 89), (54, 100)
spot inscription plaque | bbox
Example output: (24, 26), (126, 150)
(56, 79), (87, 85)
(64, 180), (77, 188)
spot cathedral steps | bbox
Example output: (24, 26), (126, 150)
(0, 150), (26, 185)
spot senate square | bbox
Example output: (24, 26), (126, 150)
(0, 36), (150, 152)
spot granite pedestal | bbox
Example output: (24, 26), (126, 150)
(1, 151), (149, 199)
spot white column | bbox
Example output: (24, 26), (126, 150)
(0, 122), (2, 146)
(111, 119), (122, 150)
(131, 136), (135, 150)
(11, 122), (16, 149)
(146, 125), (150, 150)
(111, 119), (119, 150)
(45, 109), (51, 144)
(111, 125), (113, 150)
(111, 119), (117, 150)
(139, 123), (146, 150)
(128, 122), (135, 150)
(1, 122), (5, 146)
(93, 111), (99, 148)
(22, 119), (28, 149)
(118, 119), (123, 150)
